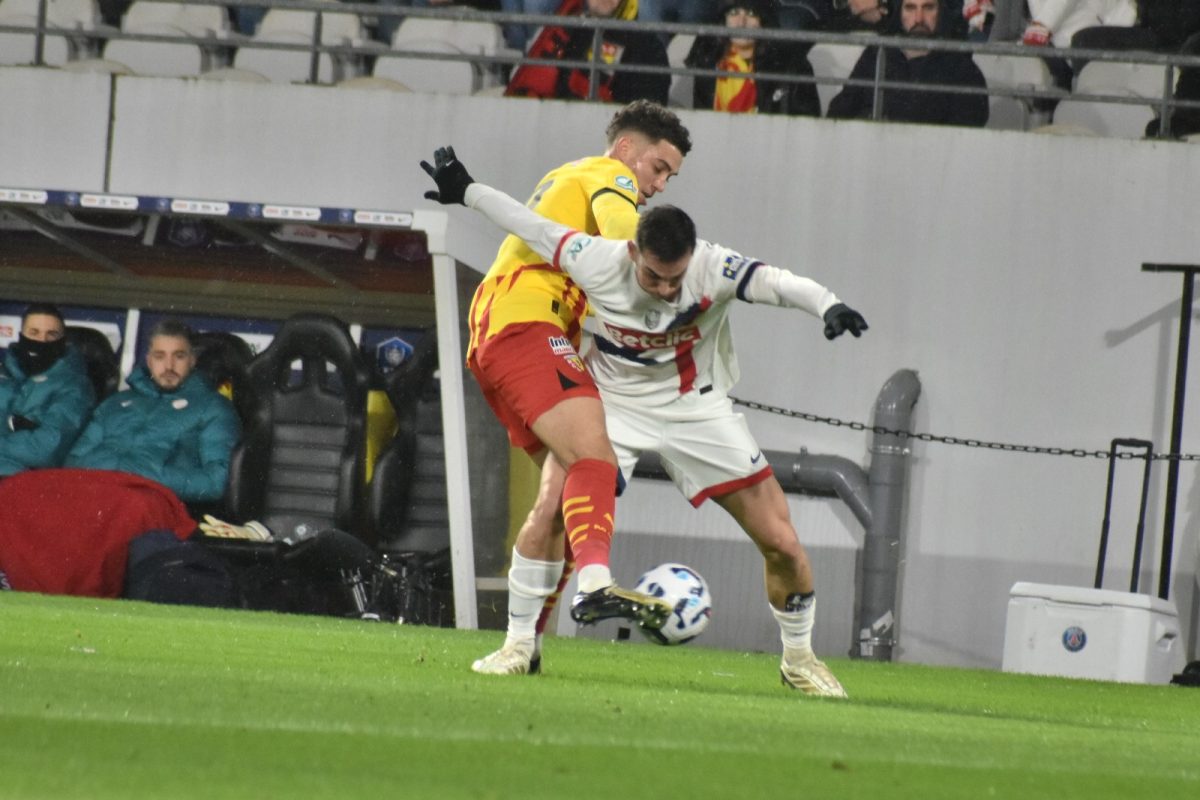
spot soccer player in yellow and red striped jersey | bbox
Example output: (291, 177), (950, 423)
(451, 102), (691, 674)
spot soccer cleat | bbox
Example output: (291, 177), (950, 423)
(780, 648), (848, 698)
(471, 640), (541, 676)
(569, 584), (672, 630)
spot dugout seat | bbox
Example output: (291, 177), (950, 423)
(368, 331), (447, 554)
(225, 312), (371, 543)
(64, 324), (119, 400)
(192, 330), (256, 423)
(366, 331), (452, 624)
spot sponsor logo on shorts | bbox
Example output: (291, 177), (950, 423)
(564, 355), (586, 373)
(721, 253), (751, 281)
(548, 335), (575, 356)
(601, 321), (700, 350)
(615, 175), (635, 192)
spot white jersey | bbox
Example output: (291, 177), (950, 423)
(465, 182), (841, 408)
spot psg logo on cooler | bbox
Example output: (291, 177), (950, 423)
(1061, 626), (1087, 652)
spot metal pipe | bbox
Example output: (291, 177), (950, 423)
(854, 369), (922, 661)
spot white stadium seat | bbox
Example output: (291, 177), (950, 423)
(374, 38), (476, 95)
(103, 21), (205, 77)
(806, 41), (864, 116)
(0, 0), (98, 65)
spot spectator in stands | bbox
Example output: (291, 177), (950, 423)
(637, 0), (715, 35)
(0, 303), (95, 478)
(505, 0), (671, 103)
(66, 319), (240, 505)
(827, 0), (989, 125)
(684, 0), (821, 115)
(1019, 0), (1135, 49)
(805, 0), (960, 32)
(1067, 1), (1200, 138)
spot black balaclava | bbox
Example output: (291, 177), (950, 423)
(12, 334), (67, 377)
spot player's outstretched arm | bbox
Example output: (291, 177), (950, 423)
(419, 146), (577, 264)
(735, 260), (867, 340)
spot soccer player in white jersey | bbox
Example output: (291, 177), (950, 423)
(422, 147), (866, 697)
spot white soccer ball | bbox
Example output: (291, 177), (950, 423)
(633, 563), (713, 646)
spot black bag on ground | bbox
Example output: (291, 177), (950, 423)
(125, 530), (240, 608)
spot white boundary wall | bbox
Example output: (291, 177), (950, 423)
(3, 66), (1199, 668)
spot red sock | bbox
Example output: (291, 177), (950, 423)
(561, 458), (617, 570)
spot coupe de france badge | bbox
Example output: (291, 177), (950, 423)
(615, 175), (635, 193)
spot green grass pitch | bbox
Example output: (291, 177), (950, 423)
(1, 592), (1196, 799)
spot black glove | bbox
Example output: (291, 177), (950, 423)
(8, 414), (39, 432)
(823, 303), (868, 340)
(419, 146), (474, 206)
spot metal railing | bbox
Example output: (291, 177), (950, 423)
(4, 0), (1200, 137)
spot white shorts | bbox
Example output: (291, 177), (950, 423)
(603, 389), (772, 507)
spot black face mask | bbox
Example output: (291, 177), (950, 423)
(12, 334), (67, 377)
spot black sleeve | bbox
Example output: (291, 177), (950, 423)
(946, 56), (989, 127)
(612, 31), (671, 105)
(685, 36), (722, 111)
(775, 43), (821, 117)
(826, 48), (877, 119)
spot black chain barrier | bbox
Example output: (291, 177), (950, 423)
(729, 396), (1200, 462)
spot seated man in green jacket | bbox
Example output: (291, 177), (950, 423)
(66, 319), (240, 505)
(0, 303), (96, 478)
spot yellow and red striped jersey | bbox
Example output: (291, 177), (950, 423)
(467, 155), (640, 357)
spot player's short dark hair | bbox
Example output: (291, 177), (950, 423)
(148, 318), (195, 351)
(22, 302), (65, 326)
(606, 100), (693, 156)
(636, 205), (696, 263)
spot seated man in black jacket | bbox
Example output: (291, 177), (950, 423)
(685, 0), (820, 116)
(506, 0), (671, 104)
(827, 0), (988, 126)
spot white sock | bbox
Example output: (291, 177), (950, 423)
(771, 592), (816, 654)
(505, 548), (563, 644)
(576, 564), (613, 594)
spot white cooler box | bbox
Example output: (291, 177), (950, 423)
(1002, 581), (1186, 684)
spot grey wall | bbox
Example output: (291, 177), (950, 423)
(3, 66), (1198, 669)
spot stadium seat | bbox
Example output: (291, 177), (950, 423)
(65, 324), (119, 400)
(225, 312), (371, 544)
(118, 0), (232, 71)
(806, 41), (864, 117)
(233, 3), (367, 83)
(193, 329), (256, 424)
(1052, 90), (1156, 139)
(0, 0), (99, 66)
(367, 332), (447, 555)
(57, 55), (131, 73)
(367, 332), (452, 625)
(391, 12), (510, 89)
(120, 0), (229, 36)
(373, 38), (476, 94)
(199, 65), (269, 82)
(233, 29), (338, 83)
(973, 52), (1056, 131)
(666, 33), (694, 109)
(338, 74), (411, 91)
(1073, 60), (1175, 99)
(103, 22), (205, 77)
